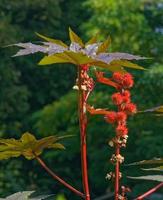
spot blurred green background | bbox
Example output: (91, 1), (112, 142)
(0, 0), (163, 199)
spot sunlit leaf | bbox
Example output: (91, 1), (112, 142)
(38, 52), (74, 65)
(36, 32), (68, 48)
(142, 166), (163, 171)
(97, 36), (111, 53)
(111, 60), (146, 70)
(0, 132), (66, 160)
(128, 175), (163, 182)
(126, 158), (163, 166)
(49, 143), (65, 150)
(69, 27), (84, 47)
(39, 51), (95, 66)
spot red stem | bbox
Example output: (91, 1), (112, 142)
(78, 66), (91, 200)
(135, 182), (163, 200)
(35, 156), (85, 198)
(115, 141), (120, 200)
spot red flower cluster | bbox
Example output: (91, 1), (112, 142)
(105, 72), (137, 137)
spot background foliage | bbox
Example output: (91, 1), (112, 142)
(0, 0), (163, 199)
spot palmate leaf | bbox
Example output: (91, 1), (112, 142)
(128, 175), (163, 182)
(0, 132), (66, 160)
(11, 28), (147, 71)
(0, 191), (52, 200)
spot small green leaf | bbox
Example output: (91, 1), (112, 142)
(128, 175), (163, 182)
(97, 36), (111, 53)
(49, 143), (65, 150)
(69, 27), (84, 47)
(21, 132), (36, 144)
(85, 33), (99, 46)
(111, 60), (146, 70)
(36, 32), (68, 47)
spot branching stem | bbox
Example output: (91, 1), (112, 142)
(135, 182), (163, 200)
(35, 155), (85, 198)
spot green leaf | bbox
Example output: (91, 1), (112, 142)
(39, 51), (95, 66)
(142, 166), (163, 171)
(85, 33), (99, 45)
(0, 133), (66, 160)
(49, 143), (65, 150)
(38, 52), (74, 65)
(90, 61), (127, 73)
(126, 158), (163, 166)
(139, 105), (163, 114)
(97, 36), (111, 53)
(0, 191), (52, 200)
(111, 60), (146, 70)
(69, 27), (84, 47)
(21, 132), (36, 144)
(128, 175), (163, 182)
(36, 32), (68, 48)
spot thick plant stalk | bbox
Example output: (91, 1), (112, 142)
(115, 139), (120, 200)
(135, 182), (163, 200)
(35, 156), (85, 198)
(78, 66), (91, 200)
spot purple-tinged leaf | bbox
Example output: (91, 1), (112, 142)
(83, 43), (101, 56)
(69, 42), (82, 52)
(42, 42), (67, 55)
(96, 52), (146, 64)
(12, 43), (48, 57)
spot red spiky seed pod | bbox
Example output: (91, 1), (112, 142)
(112, 92), (123, 105)
(125, 103), (137, 115)
(116, 125), (128, 136)
(105, 112), (117, 124)
(116, 112), (127, 123)
(112, 72), (123, 83)
(122, 90), (131, 104)
(122, 73), (134, 88)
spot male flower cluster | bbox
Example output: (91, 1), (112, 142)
(105, 72), (137, 137)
